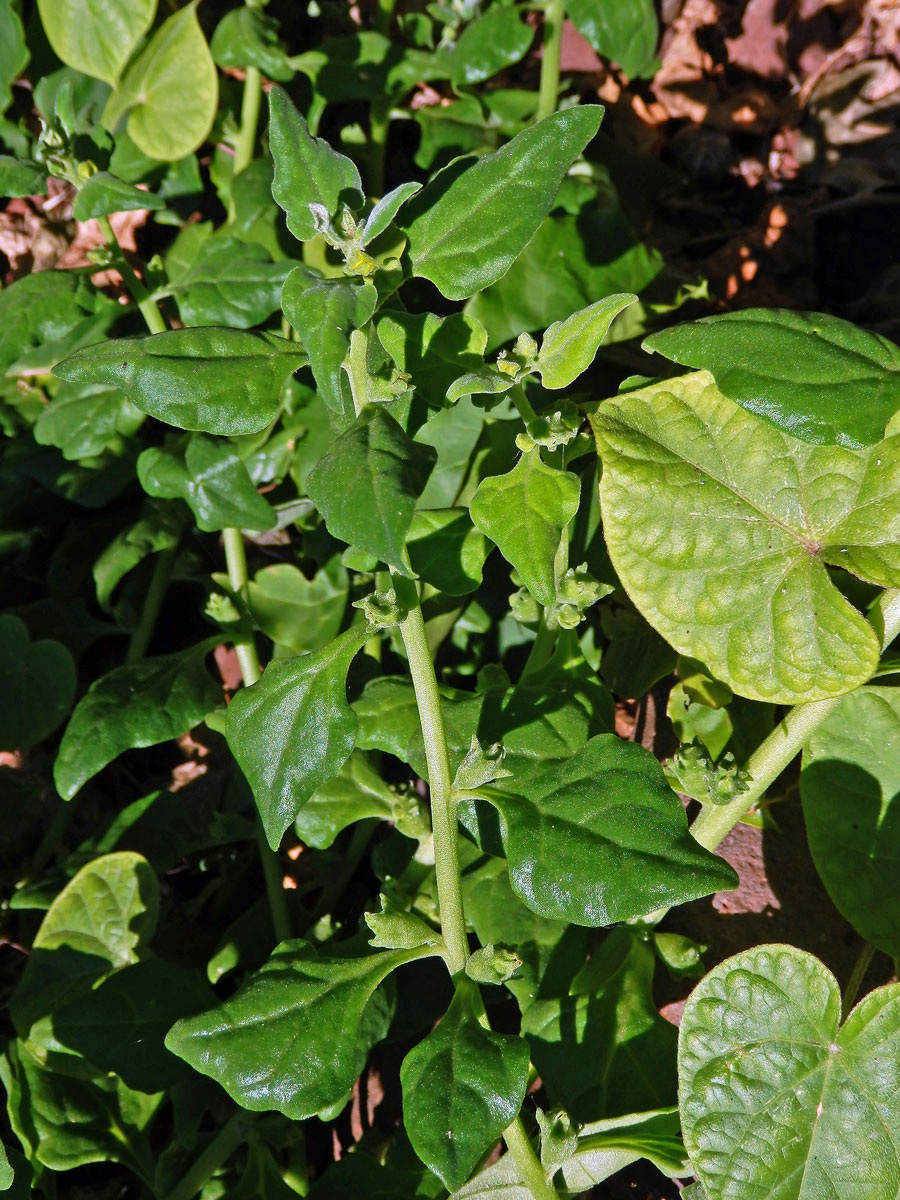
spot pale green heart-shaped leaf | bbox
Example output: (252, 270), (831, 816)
(34, 383), (141, 461)
(169, 236), (291, 329)
(73, 171), (165, 220)
(306, 407), (436, 572)
(0, 156), (45, 197)
(470, 449), (579, 605)
(281, 267), (377, 415)
(566, 0), (659, 77)
(247, 559), (348, 655)
(801, 687), (900, 958)
(360, 182), (423, 247)
(137, 434), (276, 533)
(294, 751), (396, 849)
(401, 986), (530, 1190)
(679, 944), (900, 1200)
(0, 615), (75, 751)
(537, 293), (636, 389)
(644, 309), (900, 447)
(484, 735), (737, 926)
(591, 371), (900, 703)
(268, 85), (363, 243)
(402, 106), (604, 301)
(210, 7), (294, 82)
(54, 329), (306, 435)
(377, 311), (487, 408)
(36, 0), (155, 85)
(166, 940), (427, 1119)
(226, 625), (371, 850)
(54, 642), (221, 800)
(102, 1), (217, 160)
(449, 6), (534, 87)
(407, 508), (489, 596)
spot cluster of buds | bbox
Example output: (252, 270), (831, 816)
(665, 740), (752, 807)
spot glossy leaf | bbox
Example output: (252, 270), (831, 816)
(268, 85), (363, 242)
(644, 309), (900, 447)
(591, 371), (900, 703)
(36, 0), (154, 85)
(566, 0), (659, 78)
(484, 735), (737, 926)
(137, 434), (277, 532)
(377, 311), (487, 408)
(470, 449), (579, 605)
(801, 687), (900, 958)
(170, 237), (291, 329)
(306, 407), (436, 571)
(54, 642), (221, 800)
(407, 508), (490, 596)
(450, 7), (534, 87)
(536, 293), (636, 389)
(401, 986), (530, 1189)
(73, 172), (165, 220)
(281, 267), (377, 414)
(679, 944), (900, 1200)
(402, 106), (604, 300)
(102, 2), (218, 161)
(55, 329), (306, 435)
(246, 559), (348, 655)
(294, 751), (397, 849)
(210, 8), (294, 82)
(0, 615), (76, 751)
(226, 625), (371, 849)
(34, 383), (142, 461)
(166, 940), (427, 1119)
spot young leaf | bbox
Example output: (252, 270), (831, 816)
(679, 945), (900, 1200)
(469, 449), (579, 605)
(72, 171), (166, 220)
(226, 625), (372, 849)
(401, 986), (531, 1189)
(54, 642), (221, 800)
(268, 85), (363, 242)
(0, 615), (76, 751)
(306, 407), (436, 572)
(536, 293), (636, 389)
(644, 309), (900, 447)
(169, 236), (291, 329)
(137, 434), (277, 533)
(360, 182), (423, 246)
(566, 0), (659, 78)
(54, 329), (306, 436)
(402, 106), (604, 300)
(102, 1), (218, 161)
(801, 687), (900, 958)
(485, 736), (737, 926)
(591, 371), (900, 703)
(377, 311), (487, 408)
(166, 941), (429, 1119)
(36, 0), (155, 86)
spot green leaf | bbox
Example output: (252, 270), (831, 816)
(294, 751), (397, 849)
(0, 0), (28, 115)
(591, 371), (900, 703)
(54, 642), (221, 800)
(0, 156), (45, 197)
(401, 986), (530, 1189)
(536, 293), (636, 389)
(402, 106), (604, 301)
(360, 182), (423, 246)
(377, 311), (487, 408)
(801, 687), (900, 958)
(246, 559), (348, 655)
(93, 509), (181, 610)
(679, 945), (900, 1200)
(0, 270), (117, 378)
(306, 407), (436, 571)
(0, 1142), (11, 1190)
(166, 941), (426, 1119)
(55, 329), (306, 435)
(73, 171), (165, 220)
(102, 1), (217, 160)
(0, 615), (76, 751)
(281, 267), (377, 415)
(644, 309), (900, 448)
(226, 625), (371, 850)
(469, 449), (579, 605)
(34, 383), (142, 461)
(36, 0), (154, 86)
(210, 8), (294, 82)
(169, 236), (291, 329)
(268, 85), (363, 243)
(137, 434), (276, 533)
(566, 0), (659, 77)
(407, 508), (489, 596)
(415, 395), (485, 507)
(484, 735), (737, 926)
(450, 7), (534, 87)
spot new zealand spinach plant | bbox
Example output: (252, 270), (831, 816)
(3, 1), (900, 1199)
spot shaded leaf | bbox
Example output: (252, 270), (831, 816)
(246, 559), (348, 655)
(210, 8), (294, 82)
(169, 236), (292, 328)
(0, 615), (75, 751)
(377, 311), (487, 408)
(294, 752), (397, 849)
(567, 0), (659, 78)
(450, 7), (534, 87)
(34, 383), (142, 461)
(407, 508), (489, 596)
(0, 156), (45, 196)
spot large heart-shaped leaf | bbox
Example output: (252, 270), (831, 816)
(591, 371), (900, 703)
(226, 625), (371, 849)
(484, 735), (737, 926)
(402, 106), (604, 300)
(801, 687), (900, 958)
(166, 941), (430, 1119)
(0, 615), (75, 751)
(55, 329), (306, 435)
(679, 944), (900, 1200)
(36, 0), (155, 86)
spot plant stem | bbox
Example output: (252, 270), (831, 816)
(374, 0), (396, 35)
(233, 66), (263, 176)
(98, 215), (167, 335)
(536, 0), (565, 122)
(125, 543), (178, 665)
(842, 941), (875, 1013)
(368, 98), (390, 198)
(503, 1118), (559, 1200)
(163, 1113), (246, 1200)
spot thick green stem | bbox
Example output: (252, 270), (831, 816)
(691, 587), (900, 854)
(126, 543), (177, 665)
(233, 65), (262, 176)
(536, 0), (565, 122)
(98, 215), (167, 335)
(164, 1113), (246, 1200)
(503, 1118), (560, 1200)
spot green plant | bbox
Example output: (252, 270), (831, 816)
(3, 1), (900, 1199)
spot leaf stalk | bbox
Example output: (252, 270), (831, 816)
(536, 0), (565, 122)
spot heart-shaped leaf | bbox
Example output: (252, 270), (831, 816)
(36, 0), (155, 85)
(591, 371), (900, 703)
(679, 944), (900, 1200)
(0, 615), (75, 751)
